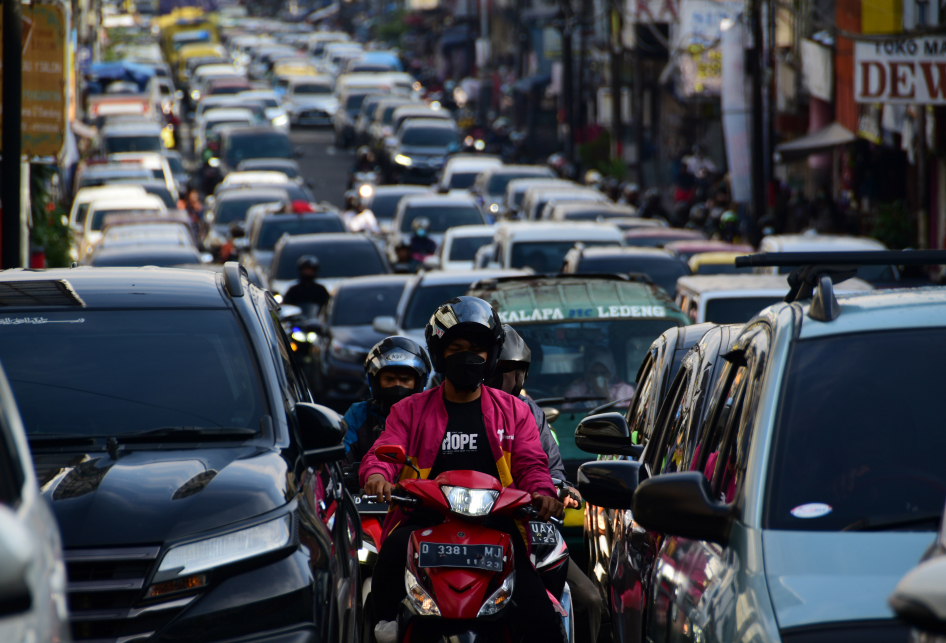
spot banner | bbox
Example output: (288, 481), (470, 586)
(720, 18), (751, 203)
(676, 0), (742, 97)
(855, 38), (946, 104)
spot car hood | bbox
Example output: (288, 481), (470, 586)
(398, 145), (449, 158)
(290, 96), (337, 109)
(331, 324), (388, 348)
(762, 530), (934, 629)
(36, 444), (290, 548)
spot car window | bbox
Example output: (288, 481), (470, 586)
(576, 257), (689, 296)
(369, 193), (412, 222)
(399, 205), (483, 233)
(626, 354), (655, 445)
(446, 235), (493, 262)
(274, 240), (385, 280)
(165, 155), (185, 174)
(703, 296), (784, 324)
(266, 306), (308, 402)
(225, 133), (293, 165)
(766, 327), (946, 531)
(216, 196), (283, 225)
(295, 83), (331, 95)
(400, 127), (457, 147)
(105, 135), (162, 154)
(510, 241), (616, 272)
(653, 371), (692, 474)
(0, 419), (24, 507)
(448, 171), (479, 190)
(255, 216), (345, 250)
(404, 283), (469, 330)
(330, 282), (405, 326)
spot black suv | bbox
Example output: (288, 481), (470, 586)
(5, 264), (360, 643)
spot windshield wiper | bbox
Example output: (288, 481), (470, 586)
(114, 427), (258, 443)
(532, 396), (607, 406)
(28, 433), (98, 445)
(841, 511), (943, 532)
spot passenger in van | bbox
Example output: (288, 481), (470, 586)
(564, 346), (635, 408)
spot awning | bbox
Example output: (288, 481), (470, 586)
(774, 122), (856, 163)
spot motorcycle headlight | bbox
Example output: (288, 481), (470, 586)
(190, 89), (201, 101)
(330, 339), (365, 363)
(358, 183), (373, 199)
(394, 154), (412, 167)
(291, 329), (307, 342)
(405, 569), (441, 616)
(272, 114), (289, 127)
(157, 515), (292, 577)
(440, 486), (499, 517)
(489, 203), (499, 213)
(476, 571), (515, 617)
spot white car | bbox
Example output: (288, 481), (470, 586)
(0, 364), (69, 643)
(756, 232), (898, 284)
(433, 224), (497, 271)
(106, 152), (177, 198)
(284, 76), (338, 127)
(196, 107), (256, 154)
(221, 171), (294, 188)
(236, 89), (290, 132)
(69, 185), (148, 258)
(82, 195), (168, 260)
(435, 155), (503, 194)
(475, 221), (625, 272)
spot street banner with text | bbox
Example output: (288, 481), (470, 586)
(855, 37), (946, 104)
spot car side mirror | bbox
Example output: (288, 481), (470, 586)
(372, 315), (398, 335)
(295, 402), (346, 465)
(577, 460), (643, 509)
(375, 444), (407, 465)
(279, 304), (303, 321)
(890, 557), (946, 635)
(632, 472), (733, 546)
(422, 255), (441, 270)
(542, 407), (560, 424)
(575, 412), (643, 458)
(0, 505), (33, 617)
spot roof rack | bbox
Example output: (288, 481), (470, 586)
(734, 250), (946, 322)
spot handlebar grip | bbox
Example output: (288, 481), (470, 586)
(389, 494), (422, 508)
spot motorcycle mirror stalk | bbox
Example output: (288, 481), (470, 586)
(375, 444), (422, 478)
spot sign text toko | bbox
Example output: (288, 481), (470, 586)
(855, 38), (946, 104)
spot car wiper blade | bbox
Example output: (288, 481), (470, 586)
(115, 427), (258, 443)
(532, 396), (607, 406)
(841, 511), (943, 532)
(27, 433), (99, 445)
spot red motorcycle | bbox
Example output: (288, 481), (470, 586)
(371, 444), (568, 642)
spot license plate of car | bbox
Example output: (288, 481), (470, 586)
(417, 542), (505, 570)
(529, 521), (557, 546)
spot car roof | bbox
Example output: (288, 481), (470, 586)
(90, 245), (201, 261)
(101, 121), (163, 135)
(467, 274), (689, 324)
(759, 233), (887, 252)
(402, 118), (455, 129)
(204, 107), (255, 118)
(625, 228), (706, 239)
(74, 185), (147, 203)
(444, 156), (503, 172)
(552, 202), (637, 216)
(401, 194), (478, 207)
(676, 273), (873, 296)
(798, 287), (946, 339)
(223, 126), (287, 137)
(237, 158), (299, 169)
(0, 268), (229, 309)
(497, 221), (624, 241)
(577, 246), (680, 260)
(89, 195), (165, 210)
(224, 171), (291, 184)
(663, 239), (755, 253)
(334, 273), (413, 290)
(688, 251), (745, 266)
(484, 165), (552, 177)
(278, 232), (373, 248)
(217, 187), (289, 201)
(371, 185), (430, 196)
(286, 75), (332, 85)
(416, 268), (528, 286)
(261, 211), (340, 222)
(444, 224), (496, 238)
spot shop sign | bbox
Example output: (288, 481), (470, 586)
(855, 37), (946, 104)
(676, 0), (741, 97)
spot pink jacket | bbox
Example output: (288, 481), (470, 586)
(360, 385), (556, 536)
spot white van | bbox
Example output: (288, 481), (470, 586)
(475, 221), (625, 272)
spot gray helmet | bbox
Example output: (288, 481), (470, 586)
(365, 336), (431, 399)
(486, 324), (531, 396)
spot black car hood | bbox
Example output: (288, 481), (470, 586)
(330, 324), (388, 348)
(398, 145), (450, 157)
(35, 445), (291, 548)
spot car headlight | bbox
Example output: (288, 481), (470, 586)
(394, 154), (412, 167)
(190, 89), (201, 101)
(272, 114), (289, 127)
(358, 183), (373, 199)
(489, 203), (499, 213)
(157, 515), (292, 577)
(440, 486), (499, 517)
(330, 339), (364, 363)
(476, 571), (514, 617)
(405, 569), (440, 616)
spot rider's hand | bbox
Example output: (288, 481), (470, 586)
(532, 493), (565, 521)
(562, 486), (581, 510)
(365, 474), (394, 503)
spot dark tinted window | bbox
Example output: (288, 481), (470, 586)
(90, 208), (161, 232)
(331, 282), (405, 326)
(448, 172), (479, 190)
(225, 132), (293, 165)
(404, 283), (470, 330)
(345, 94), (368, 110)
(703, 296), (783, 324)
(296, 83), (331, 95)
(0, 310), (266, 435)
(368, 193), (414, 221)
(576, 256), (689, 296)
(210, 84), (250, 95)
(693, 262), (752, 275)
(401, 126), (457, 147)
(400, 205), (483, 233)
(140, 185), (176, 208)
(91, 249), (201, 266)
(767, 328), (946, 531)
(626, 235), (684, 248)
(510, 240), (616, 272)
(447, 235), (493, 261)
(488, 172), (550, 196)
(274, 240), (385, 279)
(104, 135), (162, 154)
(165, 155), (185, 173)
(216, 195), (284, 225)
(256, 216), (345, 250)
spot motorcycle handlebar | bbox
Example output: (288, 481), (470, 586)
(517, 505), (564, 528)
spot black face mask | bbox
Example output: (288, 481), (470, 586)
(444, 352), (487, 392)
(376, 385), (414, 411)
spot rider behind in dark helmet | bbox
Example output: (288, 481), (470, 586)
(342, 336), (431, 465)
(361, 296), (566, 643)
(282, 255), (330, 311)
(409, 216), (437, 260)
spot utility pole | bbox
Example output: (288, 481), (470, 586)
(610, 3), (623, 163)
(632, 32), (644, 187)
(560, 0), (574, 161)
(2, 0), (23, 269)
(749, 0), (765, 225)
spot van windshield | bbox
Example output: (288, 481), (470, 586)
(0, 309), (266, 436)
(510, 240), (617, 272)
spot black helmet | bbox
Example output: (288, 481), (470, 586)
(644, 187), (661, 204)
(365, 336), (431, 399)
(425, 296), (505, 375)
(356, 146), (373, 162)
(297, 255), (319, 273)
(486, 324), (531, 396)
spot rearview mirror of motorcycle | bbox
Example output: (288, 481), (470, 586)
(375, 444), (406, 465)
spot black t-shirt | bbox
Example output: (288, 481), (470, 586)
(429, 394), (499, 480)
(282, 280), (329, 308)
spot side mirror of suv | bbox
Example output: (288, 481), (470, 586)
(575, 412), (643, 458)
(295, 403), (345, 465)
(890, 557), (946, 635)
(577, 460), (642, 510)
(372, 315), (398, 335)
(632, 472), (733, 546)
(0, 504), (33, 617)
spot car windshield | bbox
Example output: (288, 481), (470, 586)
(331, 282), (405, 326)
(105, 135), (162, 154)
(211, 85), (249, 95)
(404, 283), (472, 330)
(296, 83), (331, 95)
(515, 319), (681, 461)
(368, 193), (413, 221)
(693, 262), (752, 275)
(0, 309), (266, 436)
(165, 156), (185, 173)
(488, 173), (548, 196)
(703, 296), (784, 323)
(256, 216), (345, 250)
(401, 127), (457, 147)
(140, 186), (175, 208)
(91, 250), (199, 266)
(216, 195), (284, 225)
(345, 94), (368, 110)
(766, 328), (946, 531)
(448, 171), (479, 190)
(400, 205), (483, 233)
(225, 133), (293, 165)
(447, 235), (493, 262)
(510, 240), (617, 272)
(90, 208), (161, 232)
(274, 241), (385, 280)
(576, 257), (689, 296)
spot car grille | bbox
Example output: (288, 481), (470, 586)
(66, 546), (195, 643)
(300, 109), (329, 119)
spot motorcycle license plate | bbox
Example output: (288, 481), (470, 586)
(529, 521), (557, 546)
(417, 542), (505, 570)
